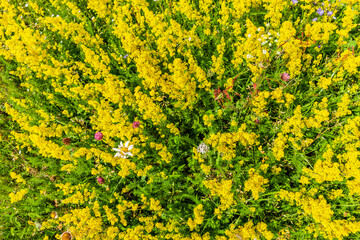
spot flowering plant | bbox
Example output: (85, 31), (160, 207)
(1, 0), (360, 239)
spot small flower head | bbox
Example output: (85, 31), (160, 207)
(94, 132), (103, 140)
(97, 177), (105, 184)
(197, 142), (210, 154)
(50, 211), (58, 219)
(327, 11), (333, 16)
(317, 8), (324, 16)
(132, 121), (140, 129)
(62, 138), (71, 145)
(291, 0), (298, 4)
(281, 73), (290, 82)
(312, 18), (318, 22)
(255, 119), (260, 124)
(113, 141), (134, 158)
(124, 54), (128, 58)
(61, 231), (73, 240)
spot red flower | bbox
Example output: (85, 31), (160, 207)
(62, 138), (71, 145)
(97, 177), (105, 184)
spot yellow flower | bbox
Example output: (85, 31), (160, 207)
(244, 169), (268, 200)
(9, 189), (28, 203)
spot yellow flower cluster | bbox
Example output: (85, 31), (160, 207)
(277, 188), (360, 239)
(103, 205), (118, 226)
(59, 207), (103, 239)
(10, 172), (26, 184)
(55, 183), (97, 204)
(206, 124), (258, 161)
(87, 0), (110, 19)
(203, 179), (234, 217)
(335, 93), (352, 117)
(203, 114), (215, 127)
(302, 147), (342, 184)
(187, 204), (205, 231)
(225, 221), (273, 240)
(9, 189), (28, 203)
(304, 97), (329, 129)
(244, 168), (269, 200)
(252, 91), (270, 118)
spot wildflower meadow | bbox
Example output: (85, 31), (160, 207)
(1, 0), (360, 239)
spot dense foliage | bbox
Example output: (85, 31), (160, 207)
(1, 0), (360, 239)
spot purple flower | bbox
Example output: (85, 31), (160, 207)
(94, 132), (103, 140)
(132, 121), (140, 129)
(291, 0), (298, 4)
(312, 18), (318, 22)
(281, 73), (291, 82)
(318, 45), (321, 48)
(255, 119), (260, 124)
(317, 8), (324, 16)
(97, 177), (105, 184)
(327, 11), (333, 16)
(124, 54), (128, 58)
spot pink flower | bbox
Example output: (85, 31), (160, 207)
(97, 177), (105, 184)
(94, 132), (103, 140)
(281, 73), (290, 82)
(132, 121), (140, 129)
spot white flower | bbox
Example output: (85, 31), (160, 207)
(261, 41), (268, 45)
(247, 34), (251, 38)
(197, 142), (209, 154)
(269, 43), (272, 47)
(262, 49), (267, 54)
(247, 54), (253, 59)
(257, 27), (261, 32)
(113, 141), (134, 158)
(265, 23), (270, 27)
